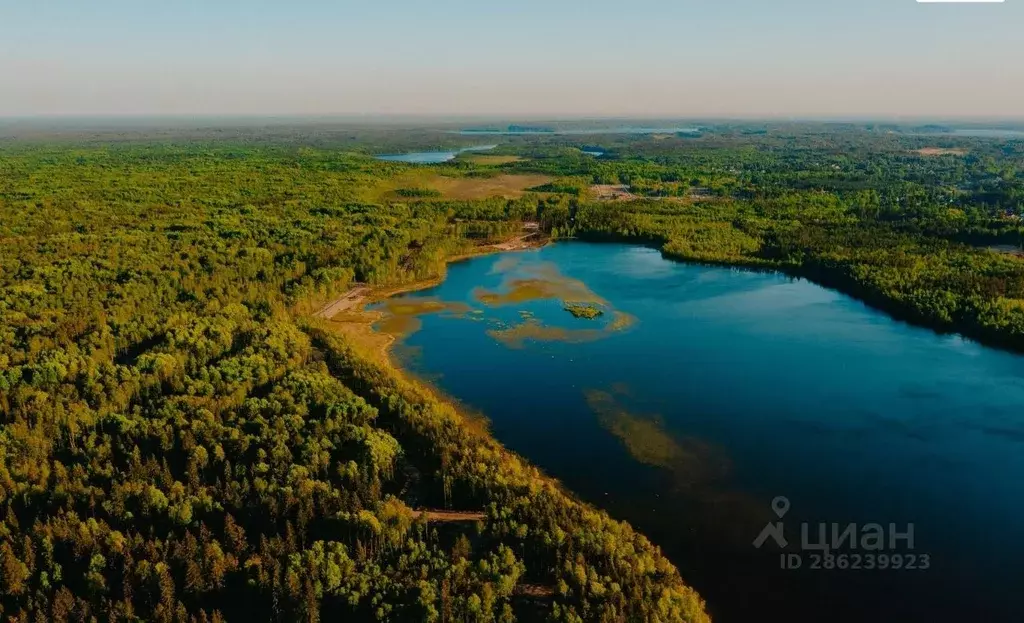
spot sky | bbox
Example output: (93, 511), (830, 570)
(2, 0), (1021, 118)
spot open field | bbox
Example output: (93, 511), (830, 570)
(915, 147), (969, 156)
(372, 170), (553, 201)
(431, 173), (554, 199)
(460, 154), (524, 165)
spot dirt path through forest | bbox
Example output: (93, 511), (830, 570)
(491, 231), (540, 251)
(313, 286), (371, 319)
(413, 510), (487, 522)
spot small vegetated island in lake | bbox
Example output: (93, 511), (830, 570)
(1, 119), (1023, 622)
(564, 302), (605, 319)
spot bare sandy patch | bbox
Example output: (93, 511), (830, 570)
(915, 148), (968, 156)
(492, 231), (541, 251)
(590, 184), (636, 201)
(413, 509), (486, 522)
(313, 286), (370, 319)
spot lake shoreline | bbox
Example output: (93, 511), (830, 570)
(313, 230), (550, 364)
(305, 236), (722, 619)
(571, 231), (1024, 356)
(311, 235), (1024, 623)
(354, 240), (1024, 623)
(316, 230), (1024, 402)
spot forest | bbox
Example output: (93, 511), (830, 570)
(1, 120), (1023, 622)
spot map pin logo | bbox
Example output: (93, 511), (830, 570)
(771, 496), (791, 519)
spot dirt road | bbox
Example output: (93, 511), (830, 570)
(491, 232), (540, 251)
(313, 286), (371, 320)
(413, 510), (486, 522)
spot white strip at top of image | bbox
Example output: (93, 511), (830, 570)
(917, 0), (1004, 3)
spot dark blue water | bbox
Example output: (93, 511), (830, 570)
(375, 144), (497, 163)
(375, 242), (1024, 623)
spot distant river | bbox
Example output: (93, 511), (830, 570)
(372, 242), (1024, 623)
(375, 144), (497, 163)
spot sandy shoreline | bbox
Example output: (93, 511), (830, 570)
(314, 230), (546, 324)
(307, 229), (549, 443)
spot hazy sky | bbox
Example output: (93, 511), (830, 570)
(2, 0), (1021, 118)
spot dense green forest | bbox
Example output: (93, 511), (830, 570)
(1, 121), (1023, 621)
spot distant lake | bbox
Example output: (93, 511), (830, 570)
(581, 150), (604, 157)
(373, 242), (1024, 623)
(457, 127), (701, 136)
(951, 129), (1024, 139)
(375, 144), (497, 164)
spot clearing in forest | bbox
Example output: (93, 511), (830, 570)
(429, 174), (554, 199)
(591, 184), (637, 201)
(915, 148), (968, 156)
(459, 154), (524, 165)
(373, 172), (553, 201)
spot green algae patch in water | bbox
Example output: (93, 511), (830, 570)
(374, 297), (474, 340)
(486, 309), (636, 349)
(586, 389), (682, 467)
(585, 388), (731, 489)
(489, 255), (522, 275)
(473, 279), (564, 306)
(607, 311), (637, 331)
(473, 261), (606, 307)
(376, 313), (424, 337)
(383, 298), (472, 317)
(487, 319), (605, 349)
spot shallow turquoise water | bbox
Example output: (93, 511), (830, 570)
(375, 242), (1024, 623)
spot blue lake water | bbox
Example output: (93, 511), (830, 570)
(375, 144), (498, 163)
(373, 242), (1024, 623)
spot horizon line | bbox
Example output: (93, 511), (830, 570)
(3, 113), (1024, 124)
